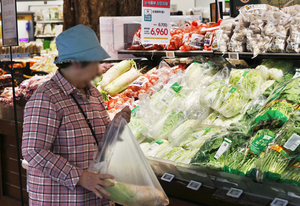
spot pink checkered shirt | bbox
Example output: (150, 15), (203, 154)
(22, 71), (111, 206)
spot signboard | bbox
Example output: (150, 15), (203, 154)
(1, 0), (18, 46)
(141, 0), (171, 45)
(229, 0), (260, 17)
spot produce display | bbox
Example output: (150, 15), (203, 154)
(113, 57), (300, 188)
(128, 4), (300, 57)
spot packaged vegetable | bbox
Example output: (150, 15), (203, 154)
(211, 85), (249, 118)
(191, 130), (251, 170)
(147, 110), (184, 140)
(255, 111), (300, 182)
(251, 77), (300, 133)
(168, 119), (196, 145)
(229, 69), (266, 99)
(89, 117), (169, 206)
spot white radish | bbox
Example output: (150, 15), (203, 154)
(100, 59), (134, 89)
(103, 67), (141, 96)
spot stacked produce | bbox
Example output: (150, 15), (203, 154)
(128, 4), (300, 57)
(96, 59), (187, 118)
(125, 58), (300, 187)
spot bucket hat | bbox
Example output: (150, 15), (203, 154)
(54, 24), (110, 64)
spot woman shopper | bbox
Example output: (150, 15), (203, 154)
(22, 24), (131, 206)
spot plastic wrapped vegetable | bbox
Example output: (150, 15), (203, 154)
(211, 85), (249, 118)
(89, 117), (169, 206)
(255, 111), (300, 182)
(191, 130), (251, 170)
(251, 77), (300, 133)
(144, 140), (170, 157)
(229, 69), (266, 99)
(280, 155), (300, 186)
(168, 119), (196, 143)
(147, 110), (184, 140)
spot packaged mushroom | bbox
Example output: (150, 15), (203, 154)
(212, 18), (235, 53)
(239, 4), (280, 23)
(228, 20), (248, 52)
(286, 15), (300, 53)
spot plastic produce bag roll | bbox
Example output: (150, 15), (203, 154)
(89, 117), (169, 206)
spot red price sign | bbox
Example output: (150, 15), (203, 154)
(150, 28), (169, 36)
(141, 0), (171, 45)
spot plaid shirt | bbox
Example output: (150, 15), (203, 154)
(22, 71), (111, 206)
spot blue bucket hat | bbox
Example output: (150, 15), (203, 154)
(54, 24), (110, 64)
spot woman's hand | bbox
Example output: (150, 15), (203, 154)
(78, 170), (115, 199)
(114, 106), (131, 123)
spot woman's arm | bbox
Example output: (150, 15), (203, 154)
(22, 91), (83, 191)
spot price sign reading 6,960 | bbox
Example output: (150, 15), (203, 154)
(141, 0), (171, 45)
(151, 28), (168, 36)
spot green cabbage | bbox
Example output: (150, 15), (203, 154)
(201, 80), (225, 109)
(147, 110), (184, 140)
(212, 86), (249, 118)
(168, 119), (195, 143)
(176, 148), (199, 164)
(128, 116), (146, 142)
(183, 62), (205, 89)
(162, 147), (185, 161)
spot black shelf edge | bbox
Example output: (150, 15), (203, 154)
(118, 50), (300, 60)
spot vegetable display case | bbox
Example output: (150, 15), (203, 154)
(106, 57), (300, 206)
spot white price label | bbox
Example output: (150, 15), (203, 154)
(187, 180), (202, 191)
(141, 0), (171, 45)
(166, 51), (175, 59)
(228, 52), (239, 60)
(284, 133), (300, 151)
(214, 138), (232, 160)
(161, 173), (174, 182)
(270, 198), (288, 206)
(226, 188), (243, 198)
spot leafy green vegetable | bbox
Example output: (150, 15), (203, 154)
(212, 86), (249, 118)
(93, 76), (102, 87)
(176, 148), (199, 164)
(191, 130), (251, 170)
(255, 111), (300, 181)
(162, 147), (185, 161)
(201, 80), (225, 109)
(100, 90), (109, 102)
(128, 116), (146, 141)
(168, 119), (196, 144)
(148, 110), (184, 140)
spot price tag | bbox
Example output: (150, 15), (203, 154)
(187, 180), (202, 191)
(228, 52), (239, 60)
(1, 0), (18, 46)
(226, 188), (243, 198)
(161, 173), (174, 182)
(141, 0), (171, 45)
(166, 51), (175, 59)
(270, 198), (288, 206)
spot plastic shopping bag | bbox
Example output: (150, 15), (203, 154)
(89, 117), (169, 206)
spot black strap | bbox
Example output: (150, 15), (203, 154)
(70, 93), (99, 146)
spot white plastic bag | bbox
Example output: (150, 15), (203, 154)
(89, 117), (169, 206)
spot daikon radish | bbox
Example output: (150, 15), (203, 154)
(100, 59), (134, 89)
(103, 67), (141, 96)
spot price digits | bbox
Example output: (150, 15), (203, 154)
(151, 28), (168, 36)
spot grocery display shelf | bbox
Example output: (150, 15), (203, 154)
(118, 50), (213, 57)
(35, 20), (63, 24)
(148, 157), (300, 206)
(118, 50), (300, 61)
